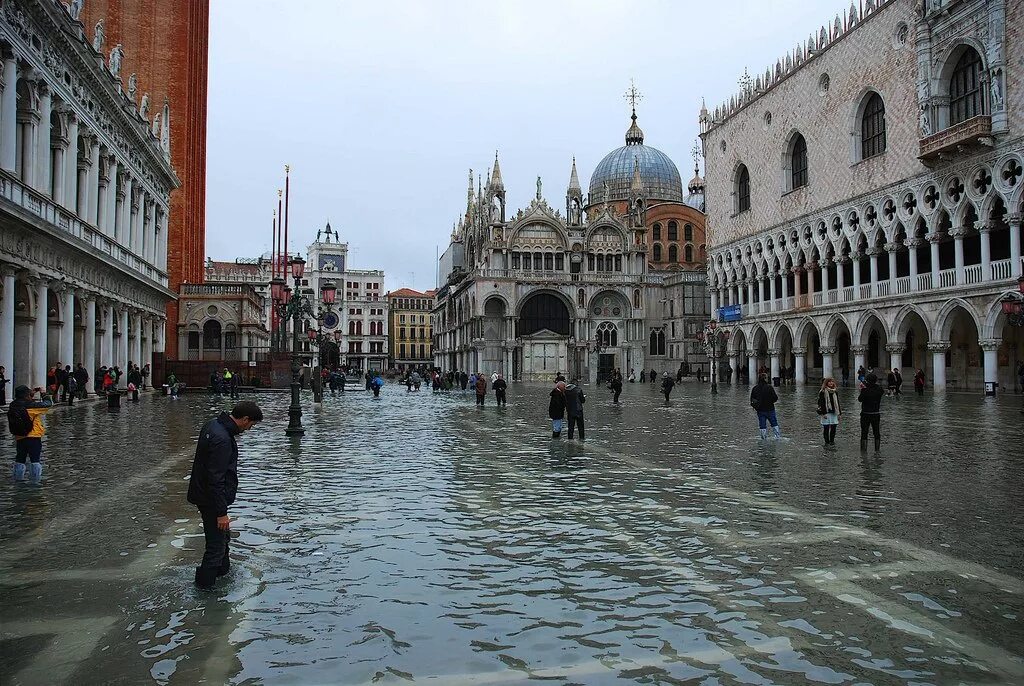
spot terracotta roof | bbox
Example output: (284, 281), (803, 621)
(387, 288), (435, 298)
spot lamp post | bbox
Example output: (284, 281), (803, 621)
(696, 320), (731, 395)
(270, 256), (317, 436)
(305, 280), (337, 404)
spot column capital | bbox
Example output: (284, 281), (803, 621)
(768, 348), (781, 356)
(727, 350), (738, 358)
(979, 338), (1001, 351)
(976, 222), (994, 233)
(850, 344), (867, 354)
(926, 233), (944, 244)
(850, 252), (864, 261)
(1007, 213), (1022, 225)
(819, 346), (837, 354)
(884, 242), (899, 253)
(884, 343), (906, 354)
(907, 238), (923, 248)
(927, 341), (950, 353)
(865, 247), (881, 257)
(746, 351), (759, 358)
(792, 347), (807, 355)
(0, 263), (17, 279)
(949, 227), (968, 239)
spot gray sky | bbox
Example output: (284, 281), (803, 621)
(206, 0), (845, 292)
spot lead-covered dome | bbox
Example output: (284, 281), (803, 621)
(588, 112), (684, 204)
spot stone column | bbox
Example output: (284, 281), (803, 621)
(851, 344), (866, 376)
(768, 272), (777, 311)
(952, 228), (965, 285)
(852, 254), (862, 290)
(32, 278), (48, 389)
(929, 234), (941, 287)
(886, 243), (898, 289)
(820, 346), (836, 380)
(908, 239), (920, 289)
(0, 53), (17, 173)
(0, 266), (15, 382)
(1010, 214), (1022, 278)
(84, 296), (96, 390)
(819, 260), (829, 300)
(928, 341), (949, 391)
(35, 83), (51, 195)
(96, 159), (109, 235)
(981, 339), (1000, 395)
(158, 208), (169, 270)
(120, 174), (133, 247)
(87, 139), (100, 226)
(758, 276), (766, 312)
(727, 351), (738, 383)
(835, 256), (846, 293)
(118, 307), (129, 385)
(76, 135), (91, 218)
(746, 280), (755, 313)
(780, 270), (789, 306)
(709, 287), (718, 316)
(130, 187), (141, 253)
(106, 157), (119, 237)
(17, 82), (38, 185)
(792, 266), (802, 304)
(793, 347), (806, 385)
(101, 301), (114, 367)
(868, 249), (879, 295)
(747, 351), (757, 384)
(60, 287), (75, 368)
(979, 223), (992, 281)
(769, 349), (781, 383)
(806, 264), (816, 303)
(724, 283), (732, 307)
(885, 343), (905, 375)
(63, 113), (78, 211)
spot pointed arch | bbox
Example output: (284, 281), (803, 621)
(933, 297), (982, 341)
(891, 303), (930, 341)
(853, 308), (887, 346)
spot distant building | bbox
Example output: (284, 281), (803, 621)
(387, 288), (435, 370)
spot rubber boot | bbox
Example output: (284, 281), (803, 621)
(13, 463), (26, 481)
(29, 462), (42, 483)
(552, 431), (561, 438)
(773, 426), (782, 439)
(874, 436), (881, 452)
(860, 439), (868, 452)
(759, 428), (768, 440)
(194, 566), (217, 590)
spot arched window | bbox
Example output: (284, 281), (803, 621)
(668, 221), (678, 241)
(518, 293), (570, 336)
(202, 320), (221, 350)
(668, 244), (678, 262)
(652, 223), (662, 241)
(349, 320), (356, 335)
(653, 243), (662, 261)
(684, 245), (693, 262)
(790, 134), (808, 189)
(861, 93), (887, 159)
(633, 289), (641, 309)
(950, 47), (983, 125)
(684, 224), (693, 242)
(649, 330), (666, 356)
(736, 165), (750, 212)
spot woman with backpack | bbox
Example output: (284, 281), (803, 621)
(816, 377), (841, 446)
(8, 385), (53, 483)
(548, 381), (566, 438)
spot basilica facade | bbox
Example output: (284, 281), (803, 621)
(432, 110), (709, 382)
(701, 0), (1022, 393)
(0, 0), (177, 391)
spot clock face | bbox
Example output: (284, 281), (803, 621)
(319, 255), (344, 271)
(323, 312), (340, 329)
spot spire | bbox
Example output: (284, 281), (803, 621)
(466, 168), (474, 213)
(567, 157), (581, 192)
(490, 150), (504, 192)
(630, 156), (643, 193)
(624, 80), (645, 145)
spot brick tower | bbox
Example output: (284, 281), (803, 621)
(80, 0), (210, 361)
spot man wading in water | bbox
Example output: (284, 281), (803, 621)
(187, 401), (263, 589)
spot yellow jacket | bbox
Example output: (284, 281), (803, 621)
(13, 399), (52, 439)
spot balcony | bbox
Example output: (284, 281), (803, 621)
(919, 115), (992, 162)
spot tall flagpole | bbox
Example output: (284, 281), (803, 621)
(277, 188), (284, 351)
(284, 165), (291, 267)
(271, 209), (278, 350)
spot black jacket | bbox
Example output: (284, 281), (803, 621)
(661, 377), (675, 392)
(858, 384), (884, 414)
(564, 385), (585, 417)
(187, 413), (240, 516)
(816, 389), (840, 415)
(492, 379), (507, 393)
(750, 382), (778, 412)
(548, 389), (566, 419)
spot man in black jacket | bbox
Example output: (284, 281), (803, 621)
(564, 382), (586, 440)
(750, 373), (781, 440)
(858, 372), (884, 452)
(187, 401), (263, 589)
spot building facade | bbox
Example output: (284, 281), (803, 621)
(0, 0), (177, 390)
(387, 288), (435, 370)
(701, 0), (1022, 392)
(80, 0), (210, 360)
(432, 109), (709, 382)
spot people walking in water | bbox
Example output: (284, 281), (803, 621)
(886, 368), (898, 395)
(564, 380), (586, 440)
(856, 366), (866, 385)
(893, 367), (903, 396)
(187, 401), (263, 589)
(750, 373), (781, 440)
(628, 368), (636, 383)
(549, 381), (566, 438)
(649, 369), (657, 384)
(8, 385), (53, 483)
(492, 373), (507, 406)
(913, 369), (926, 395)
(370, 374), (384, 398)
(660, 372), (675, 401)
(858, 372), (884, 452)
(816, 377), (841, 446)
(0, 365), (8, 406)
(74, 363), (89, 399)
(609, 369), (623, 403)
(474, 372), (487, 406)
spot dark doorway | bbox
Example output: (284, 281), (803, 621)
(598, 353), (615, 383)
(519, 294), (570, 336)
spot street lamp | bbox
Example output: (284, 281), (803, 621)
(270, 256), (308, 435)
(696, 319), (731, 394)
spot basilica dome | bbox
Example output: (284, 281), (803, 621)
(588, 112), (684, 204)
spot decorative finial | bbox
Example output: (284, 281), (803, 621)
(277, 189), (282, 198)
(285, 164), (290, 174)
(738, 67), (752, 93)
(691, 141), (701, 175)
(536, 176), (542, 201)
(624, 79), (643, 117)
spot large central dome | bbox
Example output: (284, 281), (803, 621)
(588, 112), (684, 204)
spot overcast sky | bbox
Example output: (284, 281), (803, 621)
(206, 0), (847, 292)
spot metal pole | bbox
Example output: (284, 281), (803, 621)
(710, 339), (718, 395)
(286, 275), (304, 436)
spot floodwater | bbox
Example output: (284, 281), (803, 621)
(1, 381), (1023, 685)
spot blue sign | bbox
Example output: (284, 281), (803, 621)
(717, 304), (742, 322)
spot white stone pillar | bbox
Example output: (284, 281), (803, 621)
(118, 307), (129, 385)
(0, 266), (15, 383)
(780, 270), (789, 306)
(746, 280), (755, 313)
(929, 235), (941, 287)
(886, 344), (904, 375)
(929, 342), (948, 391)
(769, 349), (781, 383)
(852, 345), (866, 376)
(953, 229), (965, 285)
(158, 207), (169, 270)
(887, 244), (897, 289)
(106, 157), (119, 236)
(35, 83), (51, 195)
(130, 189), (141, 254)
(76, 138), (91, 218)
(121, 175), (133, 247)
(101, 301), (113, 367)
(806, 265), (816, 302)
(793, 266), (802, 303)
(979, 223), (992, 281)
(793, 347), (806, 385)
(84, 296), (96, 390)
(768, 273), (777, 311)
(868, 250), (879, 295)
(908, 239), (919, 289)
(728, 352), (738, 382)
(18, 87), (37, 185)
(87, 140), (100, 226)
(747, 352), (757, 384)
(820, 346), (835, 380)
(60, 287), (75, 368)
(0, 54), (17, 173)
(1010, 214), (1022, 278)
(758, 277), (766, 312)
(131, 312), (142, 372)
(32, 278), (48, 389)
(981, 339), (999, 395)
(820, 260), (829, 299)
(852, 254), (862, 290)
(709, 287), (718, 317)
(64, 114), (78, 211)
(50, 131), (65, 206)
(836, 257), (846, 293)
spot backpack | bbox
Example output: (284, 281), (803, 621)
(8, 404), (33, 436)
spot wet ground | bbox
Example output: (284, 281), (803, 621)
(1, 381), (1023, 685)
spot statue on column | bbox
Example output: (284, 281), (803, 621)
(108, 44), (124, 79)
(535, 176), (542, 201)
(139, 92), (150, 119)
(68, 0), (84, 21)
(127, 73), (137, 100)
(92, 19), (104, 53)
